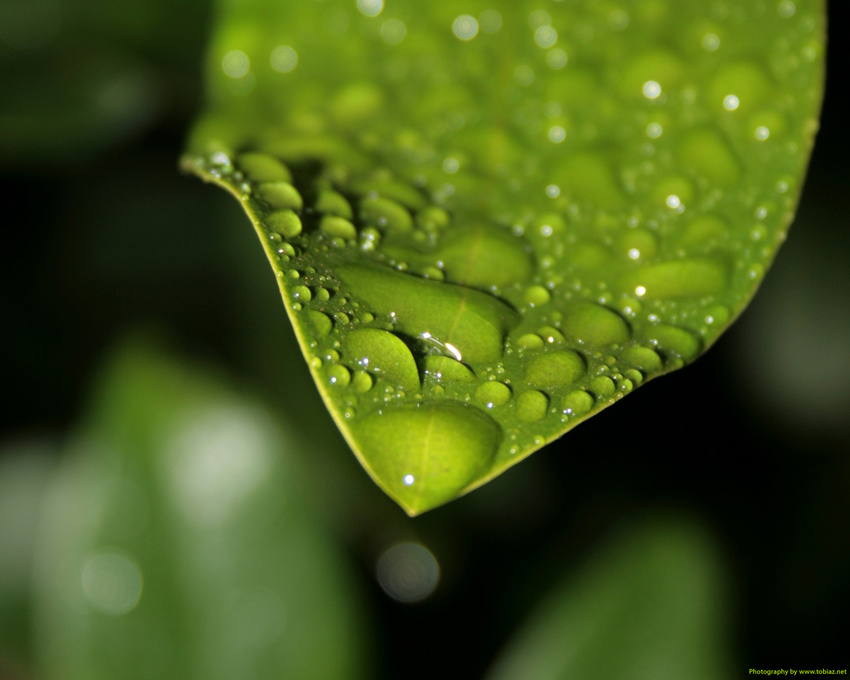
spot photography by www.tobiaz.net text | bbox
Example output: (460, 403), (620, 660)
(748, 670), (848, 676)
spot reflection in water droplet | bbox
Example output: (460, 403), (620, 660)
(81, 551), (143, 615)
(376, 542), (439, 604)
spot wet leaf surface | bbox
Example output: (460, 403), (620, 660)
(184, 0), (824, 514)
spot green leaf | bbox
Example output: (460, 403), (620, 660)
(183, 0), (824, 514)
(485, 516), (733, 680)
(31, 340), (370, 680)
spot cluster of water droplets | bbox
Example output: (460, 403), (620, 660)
(185, 0), (822, 512)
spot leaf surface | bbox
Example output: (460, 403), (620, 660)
(183, 0), (824, 514)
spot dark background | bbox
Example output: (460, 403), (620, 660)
(1, 1), (847, 677)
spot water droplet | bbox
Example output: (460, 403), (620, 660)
(360, 196), (413, 233)
(475, 381), (512, 408)
(237, 152), (292, 183)
(267, 210), (303, 238)
(647, 325), (702, 361)
(524, 286), (551, 307)
(537, 326), (566, 345)
(337, 264), (519, 365)
(623, 368), (643, 385)
(308, 310), (333, 338)
(437, 227), (533, 288)
(355, 402), (500, 514)
(525, 351), (586, 389)
(316, 188), (353, 219)
(256, 181), (303, 210)
(352, 370), (374, 394)
(620, 346), (663, 372)
(516, 333), (544, 350)
(292, 285), (312, 302)
(344, 329), (420, 391)
(561, 390), (593, 416)
(516, 390), (548, 422)
(589, 376), (616, 398)
(636, 256), (729, 298)
(679, 129), (740, 185)
(423, 355), (475, 382)
(320, 215), (357, 240)
(326, 364), (351, 388)
(563, 302), (631, 347)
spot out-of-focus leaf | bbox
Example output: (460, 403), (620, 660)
(0, 442), (55, 669)
(183, 0), (824, 514)
(0, 0), (209, 168)
(30, 340), (370, 680)
(486, 515), (732, 680)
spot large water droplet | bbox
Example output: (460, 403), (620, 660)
(256, 181), (304, 210)
(436, 226), (533, 289)
(337, 264), (519, 364)
(238, 152), (292, 183)
(525, 350), (586, 389)
(620, 259), (727, 299)
(562, 302), (631, 347)
(344, 328), (420, 391)
(356, 402), (500, 514)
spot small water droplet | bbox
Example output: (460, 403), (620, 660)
(562, 390), (594, 416)
(327, 364), (351, 388)
(524, 286), (551, 307)
(475, 381), (512, 409)
(267, 210), (302, 238)
(516, 390), (549, 422)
